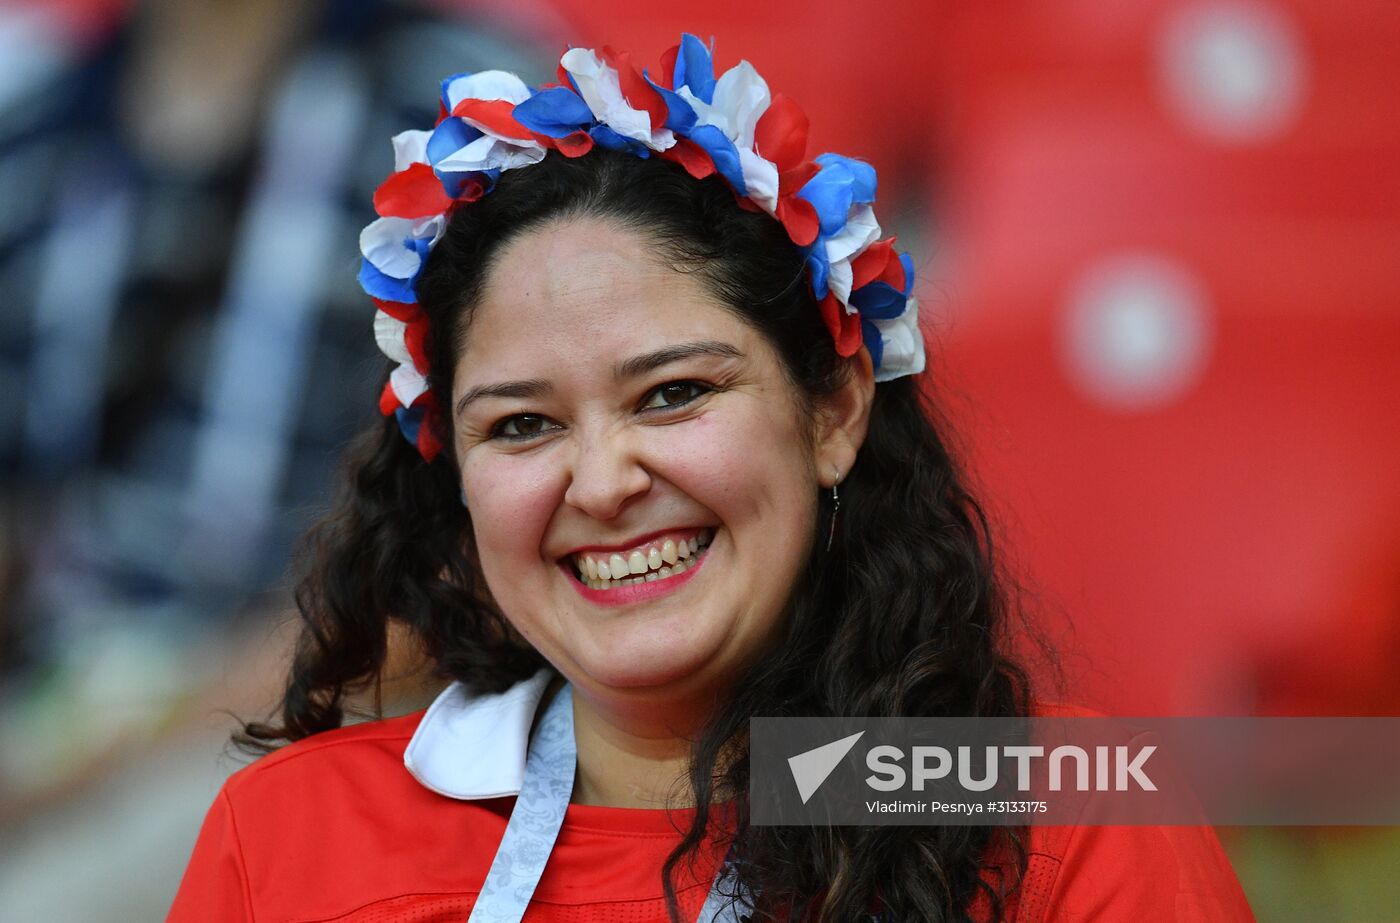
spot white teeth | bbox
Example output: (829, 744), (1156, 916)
(575, 528), (715, 589)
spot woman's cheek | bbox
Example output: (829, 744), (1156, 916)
(666, 404), (807, 508)
(654, 415), (738, 491)
(464, 452), (566, 560)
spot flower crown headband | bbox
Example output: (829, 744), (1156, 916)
(360, 34), (925, 462)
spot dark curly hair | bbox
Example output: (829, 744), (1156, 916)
(241, 148), (1039, 922)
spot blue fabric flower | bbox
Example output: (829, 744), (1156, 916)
(685, 124), (747, 193)
(815, 153), (877, 202)
(861, 317), (884, 370)
(643, 70), (698, 134)
(848, 281), (905, 319)
(426, 118), (479, 164)
(589, 124), (653, 157)
(359, 257), (417, 303)
(798, 154), (878, 237)
(395, 404), (425, 444)
(514, 87), (595, 137)
(673, 34), (716, 103)
(805, 246), (831, 300)
(438, 71), (473, 112)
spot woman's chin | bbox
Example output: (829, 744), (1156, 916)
(570, 635), (725, 693)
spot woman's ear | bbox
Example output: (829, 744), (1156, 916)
(814, 346), (876, 488)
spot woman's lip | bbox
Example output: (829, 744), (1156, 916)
(560, 541), (711, 608)
(559, 525), (710, 560)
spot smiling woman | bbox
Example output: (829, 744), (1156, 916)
(451, 214), (843, 711)
(168, 35), (1254, 923)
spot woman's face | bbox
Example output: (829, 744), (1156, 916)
(450, 217), (826, 702)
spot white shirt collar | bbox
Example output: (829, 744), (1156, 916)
(404, 666), (556, 799)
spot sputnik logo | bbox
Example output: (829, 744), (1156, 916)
(787, 731), (865, 804)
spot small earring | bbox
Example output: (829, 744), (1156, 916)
(460, 487), (470, 509)
(825, 468), (842, 553)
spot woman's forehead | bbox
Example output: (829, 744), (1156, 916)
(483, 218), (697, 312)
(456, 218), (754, 377)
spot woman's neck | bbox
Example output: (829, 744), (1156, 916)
(565, 681), (711, 809)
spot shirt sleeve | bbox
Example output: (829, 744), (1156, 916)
(166, 787), (255, 922)
(1029, 823), (1256, 922)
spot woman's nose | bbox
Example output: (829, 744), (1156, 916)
(562, 427), (652, 521)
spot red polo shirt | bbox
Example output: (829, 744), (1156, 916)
(168, 688), (1255, 921)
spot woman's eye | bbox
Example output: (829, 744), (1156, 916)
(642, 381), (710, 411)
(492, 414), (558, 441)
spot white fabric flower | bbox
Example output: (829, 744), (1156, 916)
(373, 311), (414, 367)
(435, 133), (546, 173)
(822, 205), (882, 307)
(679, 61), (770, 145)
(869, 296), (927, 381)
(360, 215), (445, 279)
(737, 149), (779, 213)
(443, 71), (534, 109)
(390, 364), (430, 406)
(677, 61), (778, 210)
(560, 48), (674, 151)
(712, 62), (770, 147)
(391, 130), (432, 171)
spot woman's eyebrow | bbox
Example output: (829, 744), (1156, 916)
(613, 340), (745, 380)
(454, 342), (744, 419)
(455, 379), (550, 418)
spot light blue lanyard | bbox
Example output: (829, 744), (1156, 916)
(467, 682), (752, 923)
